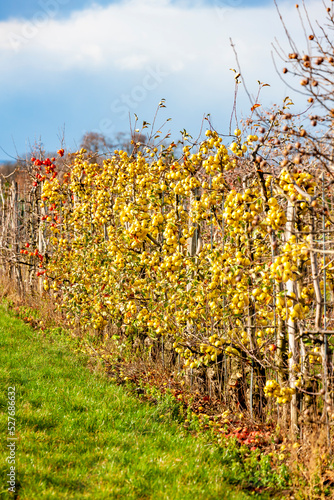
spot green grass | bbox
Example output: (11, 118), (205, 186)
(0, 307), (274, 499)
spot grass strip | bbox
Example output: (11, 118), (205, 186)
(0, 307), (262, 499)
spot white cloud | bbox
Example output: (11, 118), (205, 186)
(0, 0), (328, 150)
(0, 0), (325, 76)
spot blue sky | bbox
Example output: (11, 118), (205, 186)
(0, 0), (323, 160)
(0, 0), (275, 20)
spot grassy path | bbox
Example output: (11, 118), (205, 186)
(0, 307), (261, 499)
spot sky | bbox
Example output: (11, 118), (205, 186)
(0, 0), (326, 160)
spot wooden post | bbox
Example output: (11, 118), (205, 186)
(286, 199), (298, 437)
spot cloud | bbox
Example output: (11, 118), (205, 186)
(0, 0), (324, 74)
(0, 0), (328, 154)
